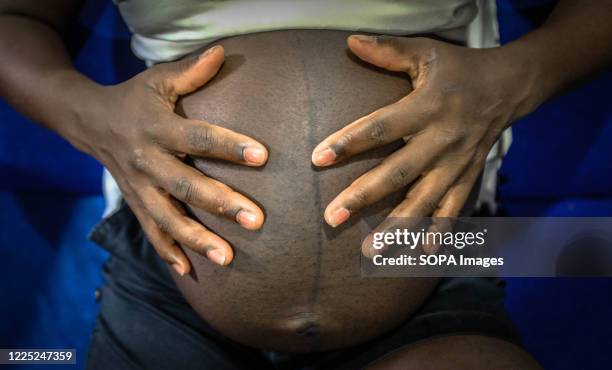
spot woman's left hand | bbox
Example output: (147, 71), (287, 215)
(312, 35), (536, 252)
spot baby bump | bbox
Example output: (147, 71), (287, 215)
(173, 30), (439, 352)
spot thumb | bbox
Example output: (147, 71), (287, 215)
(155, 45), (225, 96)
(347, 35), (421, 74)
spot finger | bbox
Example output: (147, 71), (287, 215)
(155, 114), (268, 166)
(141, 187), (234, 266)
(311, 93), (426, 167)
(424, 159), (484, 255)
(324, 131), (442, 227)
(390, 166), (463, 218)
(361, 165), (463, 258)
(347, 35), (424, 75)
(154, 45), (225, 97)
(422, 218), (454, 255)
(141, 152), (264, 230)
(312, 35), (432, 167)
(434, 161), (483, 217)
(128, 199), (191, 275)
(106, 170), (192, 273)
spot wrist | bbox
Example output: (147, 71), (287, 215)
(488, 42), (548, 124)
(44, 70), (107, 154)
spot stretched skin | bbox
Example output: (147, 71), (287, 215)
(173, 30), (439, 352)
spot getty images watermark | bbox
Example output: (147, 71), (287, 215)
(370, 226), (495, 266)
(360, 217), (612, 277)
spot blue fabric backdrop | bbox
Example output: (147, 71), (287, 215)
(0, 1), (611, 369)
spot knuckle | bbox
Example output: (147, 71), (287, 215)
(213, 194), (233, 216)
(368, 118), (388, 145)
(174, 177), (197, 203)
(181, 228), (208, 250)
(183, 234), (202, 249)
(211, 183), (241, 216)
(141, 121), (156, 139)
(129, 149), (149, 172)
(187, 125), (216, 154)
(390, 166), (412, 189)
(421, 198), (439, 215)
(350, 186), (370, 208)
(153, 214), (172, 234)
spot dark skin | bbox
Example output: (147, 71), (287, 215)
(311, 2), (612, 258)
(0, 1), (609, 367)
(0, 0), (267, 274)
(1, 1), (611, 272)
(171, 30), (440, 353)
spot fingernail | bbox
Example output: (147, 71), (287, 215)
(312, 148), (336, 166)
(236, 209), (258, 229)
(200, 45), (220, 59)
(171, 263), (185, 276)
(361, 234), (378, 259)
(353, 35), (375, 43)
(244, 146), (267, 165)
(207, 248), (226, 266)
(327, 207), (350, 228)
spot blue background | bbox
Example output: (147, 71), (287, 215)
(0, 0), (611, 369)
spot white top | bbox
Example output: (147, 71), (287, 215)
(104, 0), (507, 216)
(114, 0), (497, 64)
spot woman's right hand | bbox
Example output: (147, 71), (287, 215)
(65, 45), (267, 274)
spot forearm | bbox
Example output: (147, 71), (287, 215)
(0, 13), (102, 150)
(498, 0), (612, 117)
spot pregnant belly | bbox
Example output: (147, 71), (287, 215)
(173, 30), (439, 352)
